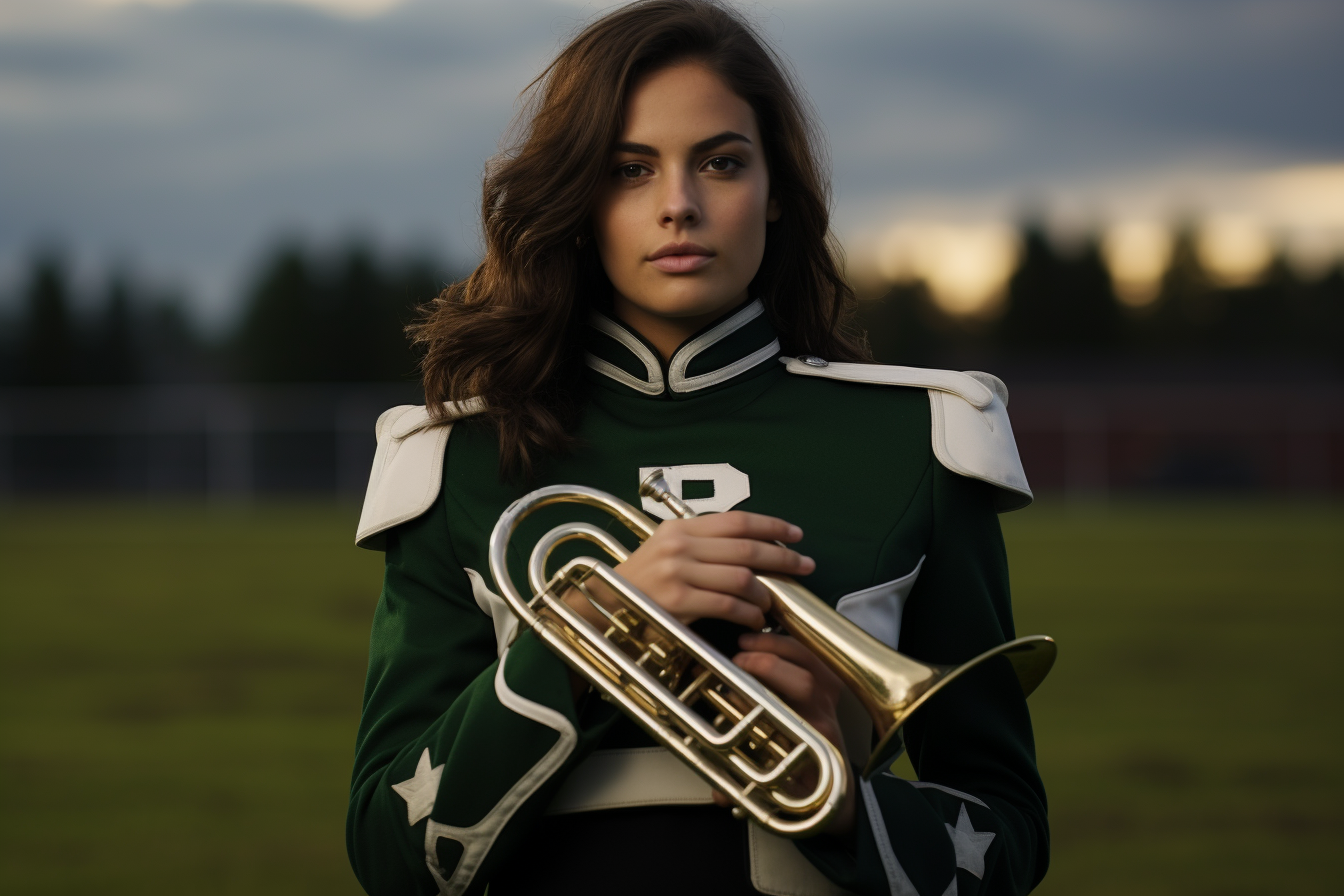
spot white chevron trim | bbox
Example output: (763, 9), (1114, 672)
(420, 646), (578, 894)
(859, 777), (920, 896)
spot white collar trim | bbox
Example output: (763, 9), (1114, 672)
(585, 312), (664, 395)
(667, 299), (776, 393)
(586, 299), (777, 394)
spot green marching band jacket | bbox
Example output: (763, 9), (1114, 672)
(347, 299), (1048, 896)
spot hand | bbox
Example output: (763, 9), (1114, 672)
(558, 510), (814, 630)
(715, 632), (858, 836)
(547, 510), (813, 699)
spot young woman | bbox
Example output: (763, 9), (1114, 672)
(347, 2), (1047, 894)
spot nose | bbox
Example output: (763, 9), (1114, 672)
(659, 170), (700, 228)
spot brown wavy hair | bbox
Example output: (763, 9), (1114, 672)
(410, 0), (869, 479)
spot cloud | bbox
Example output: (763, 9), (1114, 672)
(88, 0), (410, 18)
(0, 0), (572, 320)
(1, 0), (1341, 324)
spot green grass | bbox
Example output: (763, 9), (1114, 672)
(0, 503), (379, 895)
(1004, 500), (1344, 896)
(1, 499), (1341, 895)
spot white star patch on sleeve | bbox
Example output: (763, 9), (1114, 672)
(391, 747), (444, 826)
(945, 803), (995, 879)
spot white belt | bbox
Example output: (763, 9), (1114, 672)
(546, 746), (712, 814)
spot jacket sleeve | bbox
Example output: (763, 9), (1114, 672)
(797, 462), (1049, 896)
(346, 487), (618, 896)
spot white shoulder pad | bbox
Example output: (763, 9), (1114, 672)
(781, 358), (1032, 512)
(355, 398), (486, 550)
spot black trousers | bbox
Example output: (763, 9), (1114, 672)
(487, 805), (762, 895)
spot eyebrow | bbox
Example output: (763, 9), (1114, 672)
(612, 130), (753, 157)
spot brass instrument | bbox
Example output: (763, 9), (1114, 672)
(488, 470), (1056, 837)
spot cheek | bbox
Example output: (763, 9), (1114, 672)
(723, 184), (771, 259)
(593, 196), (638, 273)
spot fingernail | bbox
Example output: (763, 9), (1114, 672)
(800, 555), (815, 571)
(787, 525), (803, 540)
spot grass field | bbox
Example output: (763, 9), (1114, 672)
(1, 499), (1340, 895)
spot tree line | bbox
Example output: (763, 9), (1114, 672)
(860, 225), (1344, 370)
(0, 240), (460, 388)
(1, 227), (1340, 387)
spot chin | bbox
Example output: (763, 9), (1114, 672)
(636, 284), (745, 320)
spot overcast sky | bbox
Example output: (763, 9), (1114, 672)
(2, 0), (1341, 326)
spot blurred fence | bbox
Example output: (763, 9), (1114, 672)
(1008, 378), (1343, 496)
(0, 384), (420, 499)
(0, 379), (1340, 498)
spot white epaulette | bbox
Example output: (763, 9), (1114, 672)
(355, 398), (485, 549)
(781, 357), (1033, 512)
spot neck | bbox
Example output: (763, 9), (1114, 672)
(612, 292), (749, 362)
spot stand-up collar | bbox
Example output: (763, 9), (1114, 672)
(584, 299), (781, 398)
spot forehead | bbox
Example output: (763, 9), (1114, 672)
(618, 62), (760, 145)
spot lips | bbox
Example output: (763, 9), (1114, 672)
(648, 241), (714, 273)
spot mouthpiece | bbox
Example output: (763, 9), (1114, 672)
(639, 469), (670, 499)
(639, 469), (697, 520)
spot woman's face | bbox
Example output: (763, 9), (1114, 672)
(593, 61), (779, 359)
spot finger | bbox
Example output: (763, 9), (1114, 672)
(678, 511), (804, 544)
(679, 564), (773, 610)
(711, 790), (732, 808)
(689, 537), (815, 577)
(671, 588), (768, 629)
(737, 632), (815, 665)
(733, 651), (819, 707)
(575, 577), (622, 612)
(738, 632), (845, 687)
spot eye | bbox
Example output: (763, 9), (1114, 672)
(616, 163), (648, 180)
(705, 156), (742, 172)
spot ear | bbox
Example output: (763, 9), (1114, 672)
(766, 196), (782, 223)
